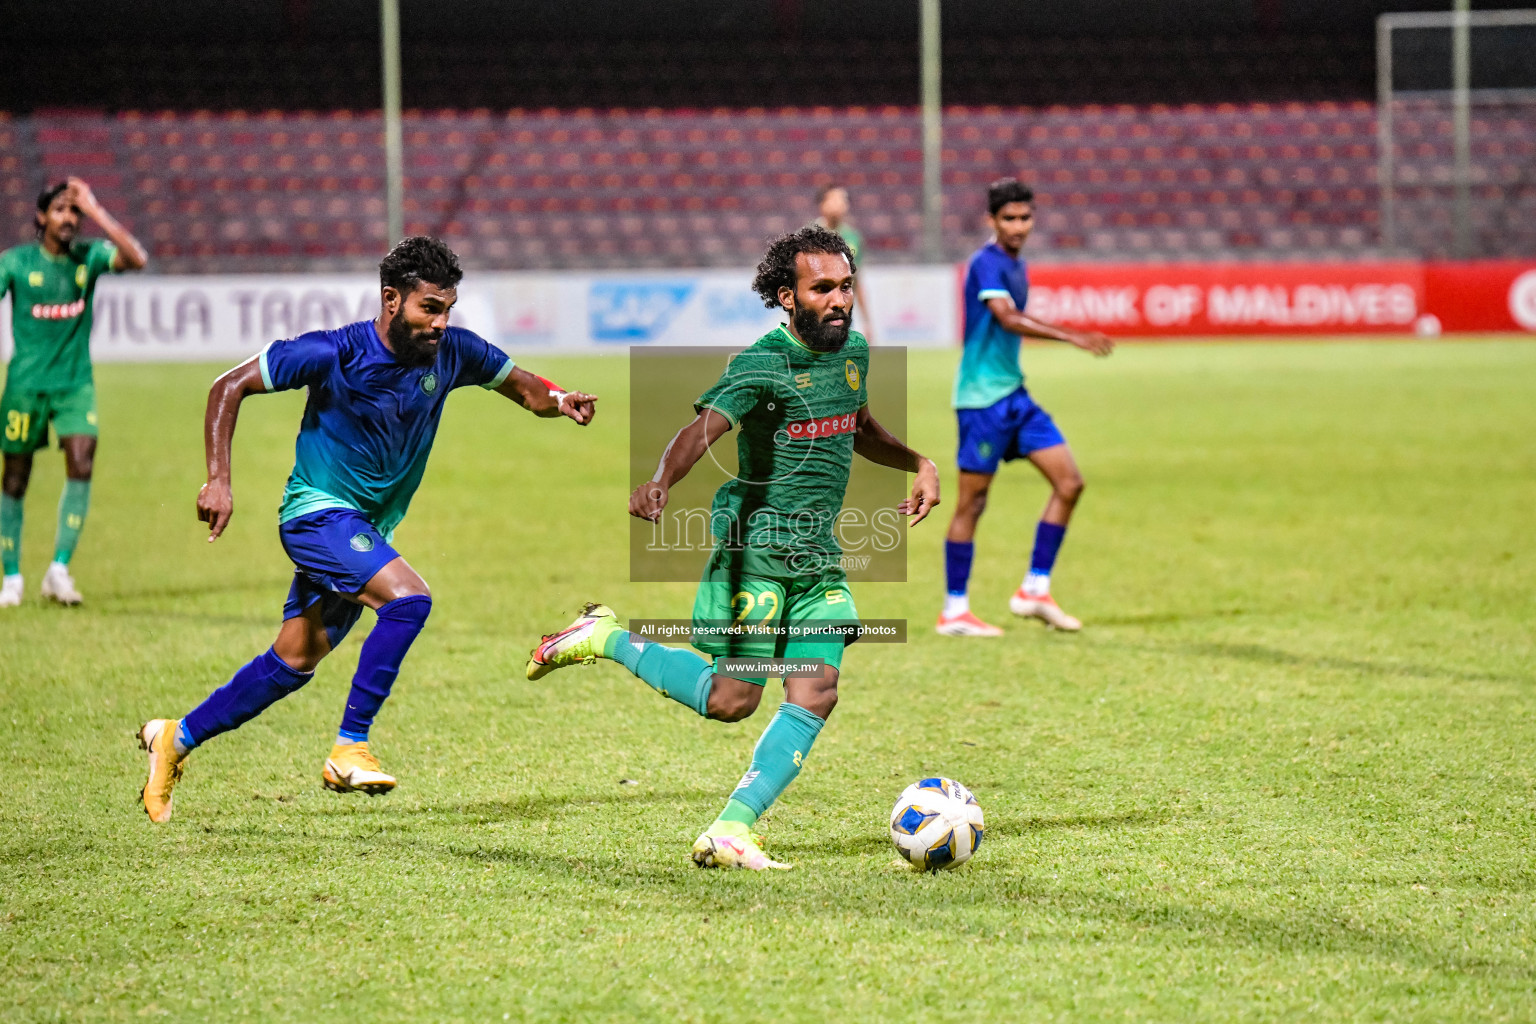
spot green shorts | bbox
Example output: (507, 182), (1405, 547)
(0, 382), (98, 455)
(690, 546), (860, 682)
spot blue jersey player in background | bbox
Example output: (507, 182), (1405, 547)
(138, 237), (597, 822)
(936, 179), (1113, 637)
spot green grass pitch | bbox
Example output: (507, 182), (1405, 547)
(2, 339), (1533, 1022)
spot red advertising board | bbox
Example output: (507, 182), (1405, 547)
(1424, 261), (1536, 333)
(1015, 261), (1536, 336)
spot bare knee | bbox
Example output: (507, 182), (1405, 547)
(63, 440), (95, 481)
(707, 678), (763, 722)
(2, 457), (31, 499)
(1056, 474), (1085, 505)
(272, 617), (331, 674)
(272, 643), (326, 674)
(785, 670), (839, 720)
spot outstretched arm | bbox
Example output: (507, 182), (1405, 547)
(853, 405), (941, 526)
(985, 295), (1113, 356)
(629, 409), (733, 522)
(68, 177), (147, 272)
(196, 357), (265, 541)
(494, 366), (597, 424)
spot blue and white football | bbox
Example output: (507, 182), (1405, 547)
(889, 777), (985, 871)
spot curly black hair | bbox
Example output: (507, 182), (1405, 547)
(751, 225), (857, 309)
(987, 177), (1035, 215)
(379, 235), (463, 294)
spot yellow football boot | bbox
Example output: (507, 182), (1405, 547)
(137, 719), (187, 823)
(322, 741), (397, 795)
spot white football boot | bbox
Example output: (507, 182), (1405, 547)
(691, 821), (792, 870)
(0, 574), (21, 607)
(41, 562), (82, 606)
(1008, 588), (1082, 631)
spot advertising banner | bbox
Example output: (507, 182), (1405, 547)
(1024, 262), (1429, 336)
(1, 261), (1529, 362)
(1424, 261), (1536, 333)
(0, 266), (958, 362)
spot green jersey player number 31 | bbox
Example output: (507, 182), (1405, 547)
(0, 178), (148, 608)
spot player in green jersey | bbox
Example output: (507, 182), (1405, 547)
(527, 226), (940, 870)
(813, 184), (873, 343)
(0, 178), (147, 606)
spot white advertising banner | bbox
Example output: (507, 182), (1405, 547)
(0, 266), (959, 363)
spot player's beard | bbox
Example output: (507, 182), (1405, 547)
(791, 303), (851, 353)
(387, 315), (442, 369)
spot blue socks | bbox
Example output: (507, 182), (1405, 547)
(181, 647), (314, 749)
(337, 595), (432, 743)
(727, 702), (826, 819)
(603, 628), (713, 717)
(944, 539), (973, 597)
(1031, 521), (1067, 575)
(180, 595), (432, 752)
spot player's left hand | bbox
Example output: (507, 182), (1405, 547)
(897, 459), (941, 527)
(559, 391), (598, 425)
(65, 176), (102, 218)
(1069, 330), (1114, 356)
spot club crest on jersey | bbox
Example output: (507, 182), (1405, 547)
(350, 533), (375, 552)
(419, 371), (438, 395)
(845, 360), (860, 391)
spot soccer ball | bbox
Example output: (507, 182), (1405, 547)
(889, 777), (985, 871)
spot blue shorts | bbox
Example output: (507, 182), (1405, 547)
(955, 388), (1066, 475)
(278, 508), (398, 648)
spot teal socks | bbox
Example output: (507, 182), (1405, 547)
(603, 629), (714, 717)
(0, 494), (20, 575)
(53, 479), (90, 565)
(724, 702), (825, 821)
(599, 627), (825, 827)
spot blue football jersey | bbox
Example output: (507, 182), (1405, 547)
(259, 320), (514, 540)
(954, 242), (1028, 409)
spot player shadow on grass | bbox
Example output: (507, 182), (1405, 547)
(385, 786), (719, 822)
(774, 810), (1170, 856)
(1186, 641), (1528, 686)
(92, 576), (292, 603)
(1039, 889), (1534, 978)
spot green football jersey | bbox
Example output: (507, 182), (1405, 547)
(0, 239), (117, 391)
(693, 324), (870, 576)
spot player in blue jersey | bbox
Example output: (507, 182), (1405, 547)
(936, 179), (1113, 637)
(137, 237), (596, 822)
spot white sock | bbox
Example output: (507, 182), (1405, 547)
(47, 560), (68, 574)
(943, 592), (970, 617)
(1023, 572), (1051, 598)
(2, 573), (20, 585)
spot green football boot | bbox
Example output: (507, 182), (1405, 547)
(526, 602), (619, 680)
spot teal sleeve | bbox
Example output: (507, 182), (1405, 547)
(480, 357), (515, 390)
